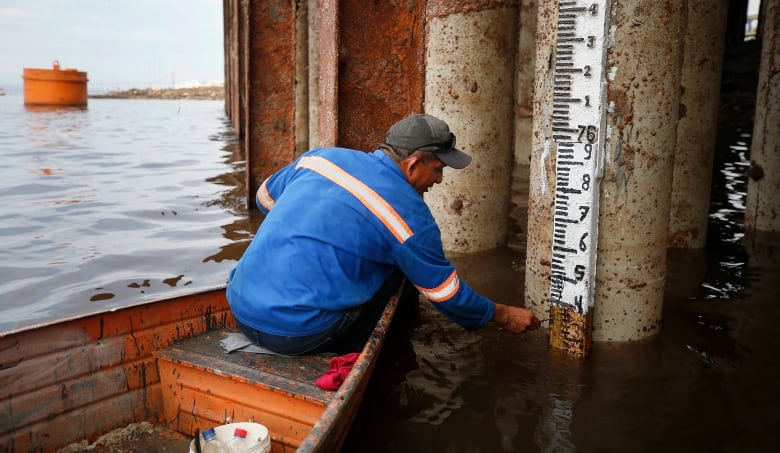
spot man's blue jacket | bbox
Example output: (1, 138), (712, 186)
(226, 147), (495, 337)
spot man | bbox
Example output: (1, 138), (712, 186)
(227, 113), (540, 355)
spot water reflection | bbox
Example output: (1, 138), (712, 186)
(24, 104), (88, 112)
(533, 350), (583, 452)
(0, 98), (256, 333)
(203, 123), (262, 263)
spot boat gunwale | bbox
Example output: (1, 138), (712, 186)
(296, 290), (400, 452)
(0, 284), (228, 338)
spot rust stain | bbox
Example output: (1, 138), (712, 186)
(548, 304), (593, 358)
(748, 160), (765, 181)
(624, 279), (648, 289)
(450, 196), (465, 215)
(667, 227), (701, 248)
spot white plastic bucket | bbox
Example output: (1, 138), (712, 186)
(189, 422), (270, 453)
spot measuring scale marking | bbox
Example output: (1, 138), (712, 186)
(549, 0), (609, 314)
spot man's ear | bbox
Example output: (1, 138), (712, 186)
(399, 154), (422, 177)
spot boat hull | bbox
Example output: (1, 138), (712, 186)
(0, 286), (398, 452)
(0, 288), (232, 452)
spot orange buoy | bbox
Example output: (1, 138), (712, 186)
(22, 60), (89, 106)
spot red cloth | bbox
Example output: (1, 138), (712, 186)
(316, 352), (360, 390)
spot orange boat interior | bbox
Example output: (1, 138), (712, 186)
(0, 288), (398, 452)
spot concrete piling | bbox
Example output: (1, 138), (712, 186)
(525, 0), (558, 325)
(668, 0), (729, 249)
(509, 0), (539, 253)
(746, 0), (780, 233)
(527, 0), (688, 351)
(425, 1), (519, 253)
(593, 0), (687, 342)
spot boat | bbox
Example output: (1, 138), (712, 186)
(0, 285), (400, 452)
(22, 60), (88, 106)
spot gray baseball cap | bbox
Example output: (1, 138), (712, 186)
(385, 114), (472, 169)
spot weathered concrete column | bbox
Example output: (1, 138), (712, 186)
(746, 0), (780, 233)
(526, 0), (687, 346)
(244, 0), (298, 206)
(524, 0), (558, 319)
(425, 1), (518, 253)
(593, 0), (687, 341)
(668, 0), (729, 248)
(508, 0), (539, 253)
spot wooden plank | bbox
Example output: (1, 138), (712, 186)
(158, 330), (333, 401)
(0, 289), (232, 360)
(158, 371), (316, 450)
(157, 351), (326, 425)
(156, 329), (333, 445)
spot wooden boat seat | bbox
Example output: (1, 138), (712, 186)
(155, 328), (337, 451)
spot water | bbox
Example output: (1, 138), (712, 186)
(344, 238), (780, 452)
(0, 94), (259, 333)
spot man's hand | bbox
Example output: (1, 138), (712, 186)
(493, 303), (541, 334)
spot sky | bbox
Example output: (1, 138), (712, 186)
(0, 0), (763, 92)
(0, 0), (224, 91)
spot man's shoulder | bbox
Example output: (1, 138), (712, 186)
(305, 146), (368, 156)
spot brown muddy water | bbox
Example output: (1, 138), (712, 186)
(344, 236), (780, 452)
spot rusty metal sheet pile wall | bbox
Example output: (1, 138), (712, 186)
(244, 0), (297, 205)
(337, 0), (426, 151)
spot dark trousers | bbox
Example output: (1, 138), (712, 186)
(237, 271), (409, 356)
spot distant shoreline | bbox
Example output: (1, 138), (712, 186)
(89, 85), (224, 100)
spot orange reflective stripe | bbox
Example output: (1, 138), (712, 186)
(416, 270), (460, 302)
(296, 156), (414, 243)
(256, 179), (275, 211)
